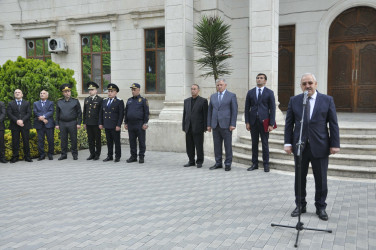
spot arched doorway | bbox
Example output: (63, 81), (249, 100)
(328, 6), (376, 112)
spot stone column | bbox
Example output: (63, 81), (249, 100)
(249, 0), (284, 122)
(159, 0), (194, 120)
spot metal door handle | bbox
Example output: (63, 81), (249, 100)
(355, 69), (358, 81)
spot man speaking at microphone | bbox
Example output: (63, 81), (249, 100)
(284, 73), (340, 221)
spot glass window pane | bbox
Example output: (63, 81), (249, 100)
(145, 51), (156, 92)
(82, 36), (91, 53)
(102, 53), (111, 92)
(145, 30), (155, 49)
(102, 33), (110, 52)
(92, 54), (102, 90)
(44, 39), (51, 55)
(82, 55), (92, 93)
(26, 40), (35, 57)
(92, 35), (101, 52)
(156, 51), (165, 93)
(157, 29), (165, 48)
(36, 39), (43, 56)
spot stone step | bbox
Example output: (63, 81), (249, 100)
(232, 151), (376, 179)
(276, 124), (376, 136)
(266, 130), (376, 145)
(238, 136), (376, 155)
(232, 142), (376, 168)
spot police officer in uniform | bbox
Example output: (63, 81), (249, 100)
(99, 83), (124, 162)
(124, 83), (149, 163)
(83, 81), (103, 160)
(55, 84), (82, 160)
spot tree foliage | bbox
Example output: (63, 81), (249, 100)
(0, 56), (77, 125)
(194, 16), (232, 82)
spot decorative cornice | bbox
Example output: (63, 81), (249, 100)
(66, 14), (118, 33)
(129, 9), (164, 28)
(10, 21), (57, 37)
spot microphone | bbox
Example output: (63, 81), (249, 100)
(303, 90), (309, 105)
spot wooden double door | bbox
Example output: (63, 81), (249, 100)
(329, 41), (376, 112)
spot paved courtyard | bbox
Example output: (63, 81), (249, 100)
(0, 145), (375, 249)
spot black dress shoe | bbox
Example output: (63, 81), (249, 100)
(114, 158), (120, 162)
(126, 157), (137, 163)
(37, 156), (45, 161)
(225, 166), (231, 171)
(93, 156), (100, 160)
(264, 164), (270, 172)
(10, 157), (19, 163)
(291, 206), (307, 217)
(316, 208), (328, 221)
(209, 164), (223, 170)
(184, 162), (195, 167)
(196, 163), (202, 168)
(247, 164), (258, 171)
(139, 158), (144, 164)
(86, 155), (95, 160)
(48, 155), (53, 160)
(0, 158), (8, 163)
(58, 155), (67, 161)
(103, 157), (113, 162)
(73, 155), (78, 160)
(25, 158), (33, 162)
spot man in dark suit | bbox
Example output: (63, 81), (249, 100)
(33, 90), (55, 161)
(83, 81), (103, 161)
(55, 84), (82, 160)
(245, 73), (276, 172)
(7, 89), (33, 163)
(284, 73), (340, 221)
(182, 84), (208, 168)
(99, 83), (124, 162)
(124, 83), (149, 164)
(207, 79), (238, 171)
(0, 101), (7, 163)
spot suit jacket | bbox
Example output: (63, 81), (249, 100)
(7, 99), (32, 130)
(33, 100), (55, 129)
(207, 90), (238, 129)
(99, 97), (124, 129)
(284, 91), (340, 158)
(182, 96), (208, 134)
(0, 101), (6, 131)
(244, 87), (276, 126)
(83, 95), (103, 126)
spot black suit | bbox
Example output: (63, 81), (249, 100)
(182, 96), (208, 164)
(244, 87), (276, 166)
(0, 101), (6, 160)
(7, 99), (32, 159)
(285, 91), (340, 209)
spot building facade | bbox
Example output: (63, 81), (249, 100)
(0, 0), (375, 152)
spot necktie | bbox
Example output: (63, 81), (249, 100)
(306, 97), (312, 121)
(258, 88), (262, 101)
(107, 99), (112, 107)
(42, 101), (45, 107)
(218, 92), (222, 104)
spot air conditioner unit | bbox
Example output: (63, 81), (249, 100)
(48, 38), (68, 53)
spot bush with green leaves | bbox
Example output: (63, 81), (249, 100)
(0, 56), (77, 126)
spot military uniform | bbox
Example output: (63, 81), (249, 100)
(99, 84), (124, 161)
(56, 84), (82, 159)
(83, 82), (103, 160)
(124, 83), (149, 162)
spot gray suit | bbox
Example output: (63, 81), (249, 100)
(207, 90), (238, 166)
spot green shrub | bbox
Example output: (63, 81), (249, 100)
(0, 56), (77, 127)
(4, 128), (107, 160)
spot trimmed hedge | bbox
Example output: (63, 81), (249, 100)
(4, 128), (107, 160)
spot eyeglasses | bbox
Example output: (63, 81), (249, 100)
(301, 82), (314, 86)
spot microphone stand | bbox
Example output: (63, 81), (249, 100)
(271, 92), (332, 248)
